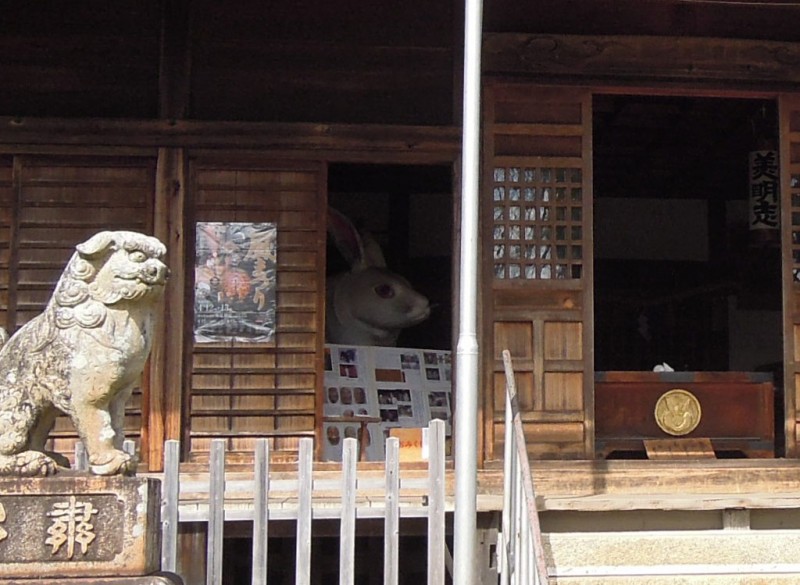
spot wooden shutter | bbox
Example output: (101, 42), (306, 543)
(0, 158), (12, 331)
(483, 84), (593, 460)
(12, 156), (156, 457)
(781, 95), (800, 457)
(188, 161), (325, 459)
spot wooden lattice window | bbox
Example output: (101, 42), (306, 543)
(491, 164), (584, 280)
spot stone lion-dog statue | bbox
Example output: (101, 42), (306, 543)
(0, 230), (168, 476)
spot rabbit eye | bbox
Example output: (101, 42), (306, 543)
(374, 284), (395, 299)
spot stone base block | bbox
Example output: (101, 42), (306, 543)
(0, 573), (183, 585)
(0, 474), (161, 579)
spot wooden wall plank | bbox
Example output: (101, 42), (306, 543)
(0, 158), (13, 331)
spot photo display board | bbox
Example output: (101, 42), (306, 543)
(323, 344), (452, 461)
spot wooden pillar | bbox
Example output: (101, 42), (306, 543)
(144, 0), (192, 470)
(147, 147), (188, 470)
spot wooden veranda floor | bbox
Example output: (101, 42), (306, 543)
(149, 457), (800, 583)
(162, 457), (800, 518)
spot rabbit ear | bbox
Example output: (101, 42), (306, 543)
(327, 207), (367, 269)
(359, 232), (387, 268)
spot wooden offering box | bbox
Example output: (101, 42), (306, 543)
(595, 371), (775, 458)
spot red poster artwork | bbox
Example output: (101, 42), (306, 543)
(194, 222), (277, 343)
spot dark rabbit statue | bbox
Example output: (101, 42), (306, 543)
(325, 207), (430, 346)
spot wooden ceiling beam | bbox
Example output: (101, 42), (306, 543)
(484, 34), (800, 87)
(0, 118), (460, 160)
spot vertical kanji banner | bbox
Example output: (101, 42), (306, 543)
(749, 150), (780, 232)
(194, 222), (278, 343)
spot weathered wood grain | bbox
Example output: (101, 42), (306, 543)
(485, 34), (800, 86)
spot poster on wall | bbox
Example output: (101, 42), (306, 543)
(194, 222), (278, 343)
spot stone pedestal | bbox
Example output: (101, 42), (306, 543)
(0, 576), (182, 585)
(0, 474), (180, 584)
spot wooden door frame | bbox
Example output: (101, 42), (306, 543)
(479, 79), (797, 462)
(590, 85), (792, 459)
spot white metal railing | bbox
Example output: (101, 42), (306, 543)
(154, 419), (448, 585)
(498, 349), (550, 585)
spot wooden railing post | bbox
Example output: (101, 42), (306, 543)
(161, 439), (181, 573)
(251, 438), (270, 585)
(296, 438), (313, 585)
(206, 439), (226, 585)
(428, 419), (446, 585)
(339, 438), (358, 585)
(384, 437), (400, 585)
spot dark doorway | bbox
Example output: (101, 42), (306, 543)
(593, 94), (782, 374)
(592, 94), (784, 457)
(327, 163), (453, 350)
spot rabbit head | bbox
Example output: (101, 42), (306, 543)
(326, 207), (430, 347)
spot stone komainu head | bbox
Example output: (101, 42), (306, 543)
(24, 231), (169, 351)
(0, 230), (168, 477)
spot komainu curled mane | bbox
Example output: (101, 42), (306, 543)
(0, 231), (168, 476)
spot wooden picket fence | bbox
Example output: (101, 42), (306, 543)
(157, 419), (449, 585)
(72, 352), (546, 585)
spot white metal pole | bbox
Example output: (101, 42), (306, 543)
(453, 0), (483, 581)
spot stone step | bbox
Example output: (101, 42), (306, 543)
(542, 530), (800, 582)
(551, 576), (800, 584)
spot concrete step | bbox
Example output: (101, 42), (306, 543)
(551, 576), (800, 584)
(542, 530), (800, 583)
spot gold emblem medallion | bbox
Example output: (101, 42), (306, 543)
(654, 388), (701, 436)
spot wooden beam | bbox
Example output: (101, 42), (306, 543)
(0, 118), (461, 159)
(484, 34), (800, 87)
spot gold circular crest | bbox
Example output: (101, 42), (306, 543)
(654, 389), (701, 436)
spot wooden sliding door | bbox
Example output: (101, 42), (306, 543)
(186, 159), (326, 460)
(483, 84), (594, 460)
